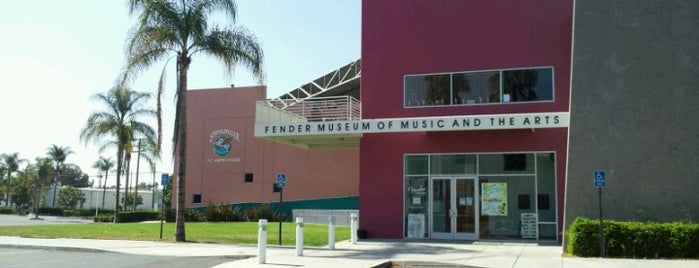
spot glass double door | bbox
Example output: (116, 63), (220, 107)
(431, 177), (478, 240)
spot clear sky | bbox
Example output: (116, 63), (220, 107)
(0, 1), (360, 186)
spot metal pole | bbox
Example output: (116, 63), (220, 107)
(279, 187), (283, 245)
(133, 139), (141, 211)
(295, 217), (304, 256)
(160, 186), (165, 239)
(599, 187), (605, 257)
(328, 215), (336, 250)
(51, 176), (57, 207)
(258, 219), (268, 264)
(351, 213), (358, 244)
(151, 172), (156, 210)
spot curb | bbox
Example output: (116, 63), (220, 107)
(0, 243), (110, 253)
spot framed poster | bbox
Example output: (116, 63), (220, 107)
(481, 182), (507, 216)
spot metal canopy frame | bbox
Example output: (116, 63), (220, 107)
(271, 59), (360, 109)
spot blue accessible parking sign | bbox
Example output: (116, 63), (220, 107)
(277, 173), (286, 188)
(594, 170), (606, 188)
(161, 173), (169, 186)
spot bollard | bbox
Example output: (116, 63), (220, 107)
(257, 219), (268, 264)
(295, 217), (304, 256)
(350, 213), (358, 244)
(328, 215), (336, 250)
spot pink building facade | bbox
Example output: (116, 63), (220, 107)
(183, 86), (359, 212)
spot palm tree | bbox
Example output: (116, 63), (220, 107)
(31, 157), (54, 219)
(46, 145), (74, 207)
(1, 153), (27, 207)
(80, 87), (156, 222)
(92, 157), (115, 209)
(123, 0), (264, 241)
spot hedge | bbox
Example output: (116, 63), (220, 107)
(0, 207), (15, 215)
(37, 207), (64, 216)
(566, 217), (699, 258)
(94, 211), (159, 223)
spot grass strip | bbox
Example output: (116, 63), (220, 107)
(0, 222), (351, 247)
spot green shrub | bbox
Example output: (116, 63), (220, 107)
(185, 209), (206, 222)
(94, 213), (114, 223)
(566, 217), (699, 258)
(205, 203), (244, 222)
(117, 211), (160, 223)
(244, 203), (285, 222)
(38, 207), (64, 216)
(0, 207), (16, 215)
(64, 209), (114, 217)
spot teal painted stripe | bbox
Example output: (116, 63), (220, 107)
(192, 196), (358, 221)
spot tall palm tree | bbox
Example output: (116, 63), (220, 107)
(1, 153), (27, 207)
(46, 145), (74, 207)
(80, 87), (156, 222)
(92, 157), (115, 209)
(123, 0), (264, 241)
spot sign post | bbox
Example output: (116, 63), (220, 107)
(276, 173), (286, 245)
(160, 173), (169, 239)
(594, 170), (606, 257)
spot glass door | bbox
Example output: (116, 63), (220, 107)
(431, 177), (478, 240)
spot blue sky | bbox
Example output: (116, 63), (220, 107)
(0, 1), (360, 185)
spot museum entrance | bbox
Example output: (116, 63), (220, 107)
(430, 177), (478, 240)
(404, 153), (558, 241)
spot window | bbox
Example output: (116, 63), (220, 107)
(502, 68), (553, 102)
(244, 173), (254, 183)
(503, 154), (527, 171)
(192, 193), (202, 204)
(405, 74), (450, 106)
(405, 67), (553, 107)
(518, 194), (531, 210)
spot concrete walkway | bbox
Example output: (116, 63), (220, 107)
(1, 236), (698, 268)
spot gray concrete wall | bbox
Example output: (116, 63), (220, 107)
(565, 0), (699, 231)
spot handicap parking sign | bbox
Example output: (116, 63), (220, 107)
(594, 171), (606, 188)
(277, 173), (286, 188)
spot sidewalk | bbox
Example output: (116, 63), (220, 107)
(2, 236), (698, 268)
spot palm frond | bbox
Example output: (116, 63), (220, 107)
(194, 26), (265, 83)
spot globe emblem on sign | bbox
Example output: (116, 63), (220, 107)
(213, 136), (233, 156)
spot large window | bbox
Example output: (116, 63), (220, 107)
(404, 67), (554, 107)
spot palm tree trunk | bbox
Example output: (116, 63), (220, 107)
(101, 171), (108, 209)
(124, 153), (131, 211)
(114, 144), (124, 223)
(174, 54), (190, 242)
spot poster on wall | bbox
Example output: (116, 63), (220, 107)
(407, 213), (426, 238)
(481, 182), (508, 216)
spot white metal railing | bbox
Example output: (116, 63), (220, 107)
(256, 96), (361, 124)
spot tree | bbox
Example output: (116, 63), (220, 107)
(31, 157), (54, 218)
(46, 145), (74, 207)
(10, 168), (32, 211)
(123, 0), (264, 241)
(92, 157), (115, 210)
(121, 192), (143, 208)
(80, 87), (156, 222)
(57, 186), (85, 209)
(1, 153), (27, 207)
(57, 164), (90, 188)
